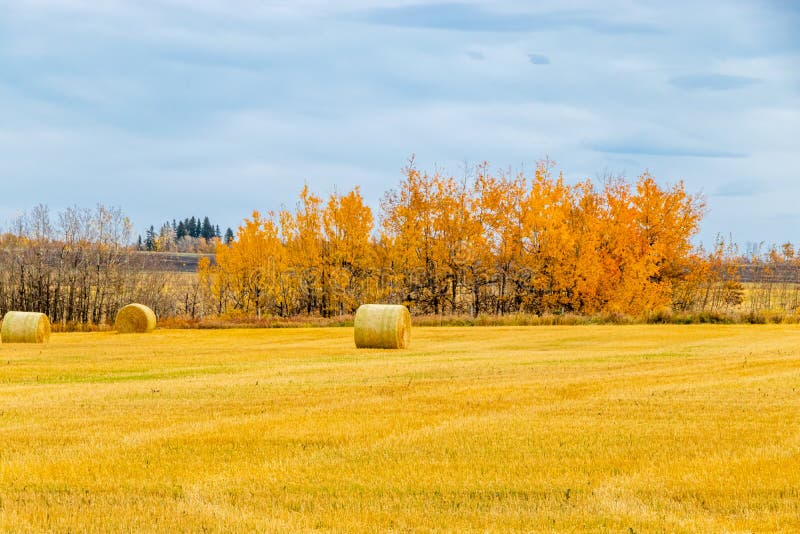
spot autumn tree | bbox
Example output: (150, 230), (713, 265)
(281, 186), (324, 316)
(381, 165), (443, 313)
(322, 187), (378, 316)
(597, 174), (705, 314)
(381, 164), (483, 314)
(199, 211), (284, 318)
(474, 166), (528, 314)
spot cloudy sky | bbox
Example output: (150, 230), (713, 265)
(0, 0), (797, 246)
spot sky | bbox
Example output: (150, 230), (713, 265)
(0, 0), (798, 247)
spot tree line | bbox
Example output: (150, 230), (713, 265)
(201, 161), (720, 318)
(0, 205), (200, 325)
(3, 162), (799, 326)
(137, 216), (234, 253)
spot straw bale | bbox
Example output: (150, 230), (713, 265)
(0, 311), (51, 343)
(354, 304), (411, 349)
(115, 303), (157, 333)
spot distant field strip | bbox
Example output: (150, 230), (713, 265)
(1, 326), (799, 532)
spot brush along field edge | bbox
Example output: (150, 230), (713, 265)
(0, 311), (51, 343)
(354, 304), (411, 349)
(114, 303), (157, 333)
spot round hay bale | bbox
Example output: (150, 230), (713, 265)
(354, 304), (411, 349)
(0, 311), (51, 343)
(115, 303), (157, 333)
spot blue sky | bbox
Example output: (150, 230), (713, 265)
(0, 0), (798, 246)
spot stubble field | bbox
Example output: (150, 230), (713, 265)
(1, 325), (799, 532)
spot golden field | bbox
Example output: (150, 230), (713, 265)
(0, 326), (799, 532)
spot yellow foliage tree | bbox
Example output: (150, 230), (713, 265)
(199, 211), (284, 318)
(322, 187), (377, 315)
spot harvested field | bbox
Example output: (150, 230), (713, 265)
(1, 325), (799, 532)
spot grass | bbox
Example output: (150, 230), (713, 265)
(1, 325), (799, 532)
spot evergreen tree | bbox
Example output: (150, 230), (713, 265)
(176, 221), (187, 240)
(144, 225), (156, 251)
(215, 224), (221, 238)
(224, 227), (235, 245)
(201, 216), (214, 241)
